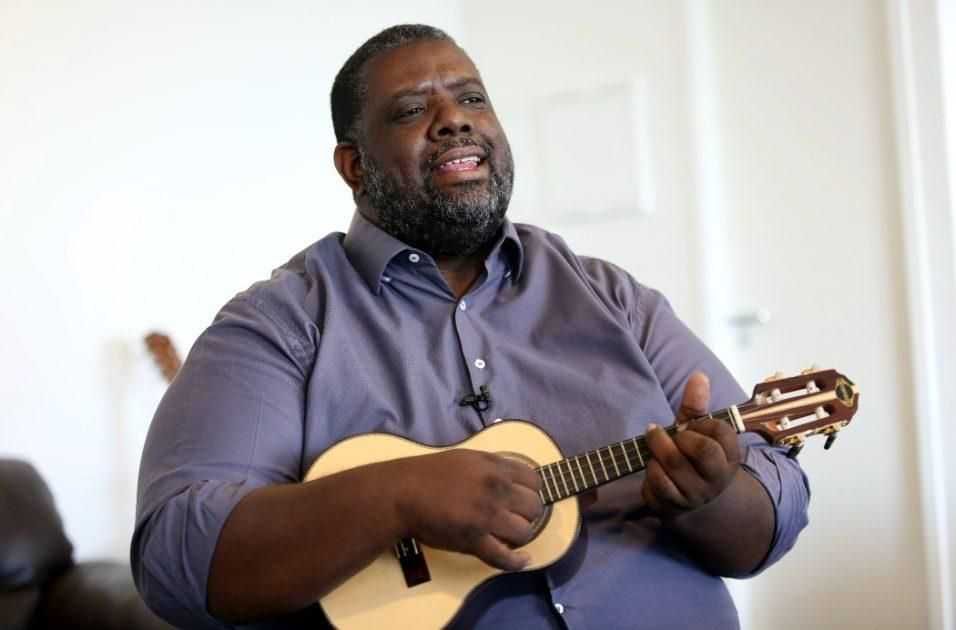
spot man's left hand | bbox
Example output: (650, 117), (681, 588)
(642, 371), (741, 519)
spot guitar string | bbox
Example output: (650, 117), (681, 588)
(534, 387), (839, 502)
(539, 413), (731, 486)
(537, 443), (653, 500)
(535, 410), (736, 502)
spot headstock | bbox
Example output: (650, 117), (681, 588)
(144, 331), (182, 384)
(738, 368), (859, 458)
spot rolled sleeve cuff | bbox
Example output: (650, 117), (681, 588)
(738, 437), (811, 575)
(132, 479), (264, 629)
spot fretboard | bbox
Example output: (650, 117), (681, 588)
(534, 407), (739, 505)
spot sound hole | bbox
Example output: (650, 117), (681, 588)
(497, 451), (553, 544)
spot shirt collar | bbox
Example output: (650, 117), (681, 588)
(343, 210), (525, 294)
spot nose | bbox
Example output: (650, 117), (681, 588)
(428, 100), (472, 141)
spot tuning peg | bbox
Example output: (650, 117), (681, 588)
(824, 433), (838, 450)
(764, 371), (785, 383)
(787, 443), (804, 459)
(801, 364), (820, 375)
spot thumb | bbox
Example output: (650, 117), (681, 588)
(676, 372), (710, 425)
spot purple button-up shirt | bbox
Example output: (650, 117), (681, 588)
(132, 212), (809, 629)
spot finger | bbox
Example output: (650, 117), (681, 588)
(474, 534), (530, 572)
(642, 460), (691, 512)
(579, 489), (598, 511)
(502, 458), (542, 491)
(491, 510), (537, 548)
(641, 474), (670, 516)
(507, 484), (545, 522)
(685, 417), (742, 466)
(644, 424), (696, 482)
(672, 429), (731, 482)
(676, 372), (711, 425)
(644, 424), (709, 504)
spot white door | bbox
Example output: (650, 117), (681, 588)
(696, 2), (932, 629)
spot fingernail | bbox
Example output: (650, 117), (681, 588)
(647, 423), (659, 432)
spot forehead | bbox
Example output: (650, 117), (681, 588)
(363, 39), (482, 104)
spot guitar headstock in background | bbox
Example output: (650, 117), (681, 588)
(144, 332), (182, 384)
(736, 367), (860, 458)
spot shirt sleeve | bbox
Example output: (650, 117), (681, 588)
(131, 286), (314, 628)
(635, 285), (811, 575)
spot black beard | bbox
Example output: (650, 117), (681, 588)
(360, 138), (514, 258)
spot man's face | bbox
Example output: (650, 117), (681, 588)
(354, 39), (514, 258)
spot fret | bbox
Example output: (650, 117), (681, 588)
(541, 466), (556, 503)
(541, 464), (555, 501)
(631, 437), (644, 468)
(597, 447), (609, 480)
(564, 459), (581, 494)
(547, 465), (558, 502)
(607, 446), (621, 477)
(636, 435), (651, 466)
(620, 442), (633, 472)
(574, 456), (588, 490)
(556, 462), (570, 497)
(585, 451), (598, 485)
(564, 459), (580, 493)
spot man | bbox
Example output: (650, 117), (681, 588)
(132, 24), (809, 629)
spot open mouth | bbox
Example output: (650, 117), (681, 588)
(435, 155), (484, 173)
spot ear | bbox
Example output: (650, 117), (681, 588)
(334, 143), (364, 196)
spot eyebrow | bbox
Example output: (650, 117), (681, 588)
(389, 77), (486, 103)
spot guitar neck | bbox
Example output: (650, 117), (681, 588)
(535, 406), (743, 505)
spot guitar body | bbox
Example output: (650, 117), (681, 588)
(303, 420), (580, 630)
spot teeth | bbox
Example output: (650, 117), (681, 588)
(442, 156), (480, 166)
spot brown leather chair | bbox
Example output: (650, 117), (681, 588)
(0, 459), (174, 630)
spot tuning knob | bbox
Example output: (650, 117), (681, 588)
(801, 364), (820, 375)
(824, 433), (838, 450)
(787, 444), (804, 459)
(764, 371), (786, 383)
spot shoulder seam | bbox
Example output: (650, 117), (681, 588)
(238, 293), (314, 362)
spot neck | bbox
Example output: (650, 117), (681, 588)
(536, 407), (744, 505)
(436, 254), (486, 299)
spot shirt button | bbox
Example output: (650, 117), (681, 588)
(459, 300), (467, 311)
(474, 358), (486, 369)
(408, 253), (420, 263)
(554, 602), (565, 615)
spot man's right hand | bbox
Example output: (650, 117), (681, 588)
(389, 449), (544, 571)
(209, 448), (544, 622)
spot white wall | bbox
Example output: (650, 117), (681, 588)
(0, 1), (462, 560)
(459, 1), (708, 331)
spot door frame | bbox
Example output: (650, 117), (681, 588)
(886, 0), (956, 628)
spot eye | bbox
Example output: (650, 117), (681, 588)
(461, 93), (487, 106)
(395, 104), (425, 120)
